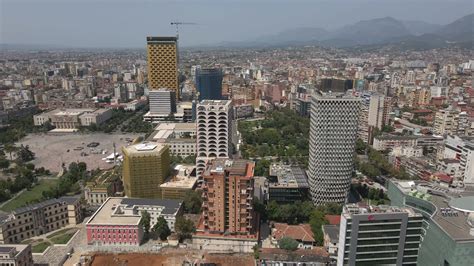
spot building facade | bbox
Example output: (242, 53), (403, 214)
(122, 143), (170, 199)
(86, 197), (183, 246)
(146, 36), (178, 97)
(148, 89), (176, 115)
(337, 204), (423, 266)
(0, 244), (33, 266)
(196, 68), (223, 101)
(196, 100), (233, 180)
(307, 90), (360, 205)
(200, 159), (256, 235)
(0, 197), (82, 244)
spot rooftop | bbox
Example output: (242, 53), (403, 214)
(86, 197), (183, 225)
(272, 223), (315, 242)
(391, 179), (474, 242)
(322, 225), (340, 243)
(160, 164), (198, 189)
(122, 142), (167, 156)
(269, 164), (309, 188)
(343, 203), (419, 218)
(0, 244), (29, 256)
(205, 159), (254, 178)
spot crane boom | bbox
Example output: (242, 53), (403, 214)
(170, 21), (197, 38)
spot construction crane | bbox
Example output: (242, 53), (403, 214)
(170, 21), (197, 39)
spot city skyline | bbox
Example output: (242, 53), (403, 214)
(1, 0), (473, 48)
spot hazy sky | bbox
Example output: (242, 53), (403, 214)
(1, 0), (472, 48)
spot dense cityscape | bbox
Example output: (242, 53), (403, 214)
(0, 4), (473, 266)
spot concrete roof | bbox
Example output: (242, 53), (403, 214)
(86, 197), (141, 226)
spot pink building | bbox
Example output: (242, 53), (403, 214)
(86, 198), (143, 246)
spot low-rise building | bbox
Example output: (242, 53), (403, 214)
(85, 197), (183, 246)
(79, 109), (113, 127)
(271, 223), (315, 249)
(160, 164), (198, 200)
(0, 196), (82, 244)
(268, 164), (309, 204)
(0, 244), (33, 266)
(151, 122), (196, 157)
(234, 104), (254, 119)
(84, 169), (123, 206)
(33, 108), (113, 129)
(322, 224), (339, 258)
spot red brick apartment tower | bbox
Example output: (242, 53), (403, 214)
(201, 159), (256, 235)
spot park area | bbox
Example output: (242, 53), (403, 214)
(0, 179), (58, 212)
(17, 132), (140, 173)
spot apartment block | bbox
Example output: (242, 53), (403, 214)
(196, 100), (233, 180)
(199, 159), (256, 235)
(194, 159), (258, 252)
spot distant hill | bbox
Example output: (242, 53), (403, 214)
(327, 17), (411, 45)
(402, 20), (441, 35)
(219, 13), (473, 50)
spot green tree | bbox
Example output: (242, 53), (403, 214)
(16, 145), (35, 163)
(278, 237), (299, 251)
(175, 216), (195, 241)
(4, 144), (17, 161)
(355, 139), (367, 155)
(152, 216), (171, 241)
(183, 190), (202, 214)
(0, 158), (10, 169)
(309, 210), (328, 246)
(140, 210), (151, 238)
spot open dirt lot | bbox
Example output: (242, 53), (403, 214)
(18, 132), (141, 172)
(90, 251), (255, 266)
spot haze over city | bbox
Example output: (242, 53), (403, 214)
(1, 0), (473, 48)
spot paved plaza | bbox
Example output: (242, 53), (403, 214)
(18, 133), (141, 173)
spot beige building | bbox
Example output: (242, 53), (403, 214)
(79, 109), (113, 126)
(33, 108), (112, 129)
(0, 197), (82, 244)
(160, 164), (198, 200)
(0, 244), (33, 266)
(151, 122), (197, 157)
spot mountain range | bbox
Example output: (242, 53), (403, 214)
(220, 13), (473, 50)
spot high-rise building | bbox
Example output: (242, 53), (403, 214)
(195, 68), (223, 101)
(320, 78), (354, 92)
(146, 36), (179, 97)
(200, 159), (256, 235)
(122, 142), (170, 199)
(148, 89), (177, 115)
(337, 204), (423, 266)
(358, 93), (385, 144)
(308, 89), (360, 205)
(196, 100), (233, 180)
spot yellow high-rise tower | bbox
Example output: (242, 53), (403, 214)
(122, 142), (170, 199)
(146, 36), (179, 98)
